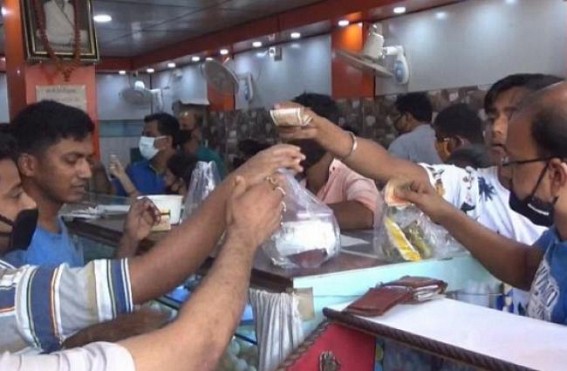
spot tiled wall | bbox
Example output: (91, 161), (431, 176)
(97, 84), (488, 168)
(98, 120), (144, 167)
(205, 84), (488, 166)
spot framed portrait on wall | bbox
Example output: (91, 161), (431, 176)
(21, 0), (100, 62)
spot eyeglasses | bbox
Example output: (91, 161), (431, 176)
(500, 156), (553, 167)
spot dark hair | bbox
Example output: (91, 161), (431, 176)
(238, 139), (270, 157)
(434, 104), (484, 144)
(11, 100), (94, 154)
(144, 113), (180, 147)
(290, 139), (326, 170)
(167, 152), (198, 185)
(0, 131), (18, 163)
(446, 144), (492, 169)
(395, 93), (433, 122)
(484, 74), (563, 113)
(177, 130), (192, 147)
(292, 93), (340, 123)
(341, 125), (359, 136)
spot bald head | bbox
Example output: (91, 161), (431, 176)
(512, 81), (567, 159)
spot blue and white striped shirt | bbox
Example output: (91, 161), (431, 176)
(0, 259), (133, 354)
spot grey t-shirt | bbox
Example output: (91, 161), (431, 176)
(388, 124), (442, 164)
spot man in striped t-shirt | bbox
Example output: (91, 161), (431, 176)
(0, 259), (133, 354)
(0, 130), (303, 369)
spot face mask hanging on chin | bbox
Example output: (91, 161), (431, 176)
(508, 163), (557, 227)
(509, 191), (557, 227)
(0, 208), (39, 251)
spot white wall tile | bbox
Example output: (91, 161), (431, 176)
(97, 74), (152, 120)
(0, 74), (9, 123)
(233, 34), (332, 109)
(152, 65), (208, 114)
(99, 136), (140, 168)
(374, 0), (566, 95)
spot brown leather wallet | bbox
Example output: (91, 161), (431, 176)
(382, 276), (447, 303)
(344, 286), (413, 317)
(344, 276), (447, 317)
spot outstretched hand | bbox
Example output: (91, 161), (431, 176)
(274, 102), (324, 142)
(234, 144), (304, 186)
(393, 178), (454, 224)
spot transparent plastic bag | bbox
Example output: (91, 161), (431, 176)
(182, 161), (221, 220)
(262, 171), (341, 269)
(373, 202), (467, 263)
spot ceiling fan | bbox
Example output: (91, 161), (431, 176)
(119, 75), (165, 111)
(201, 59), (254, 102)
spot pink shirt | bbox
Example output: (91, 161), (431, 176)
(314, 159), (381, 217)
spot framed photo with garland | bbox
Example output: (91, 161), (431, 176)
(21, 0), (99, 63)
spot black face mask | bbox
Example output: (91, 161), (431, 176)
(0, 209), (38, 251)
(295, 141), (326, 171)
(509, 162), (557, 227)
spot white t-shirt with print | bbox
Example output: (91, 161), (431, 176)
(0, 342), (135, 371)
(420, 165), (547, 313)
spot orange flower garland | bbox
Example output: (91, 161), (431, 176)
(32, 0), (82, 81)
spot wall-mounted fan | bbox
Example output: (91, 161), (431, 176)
(120, 79), (165, 111)
(336, 23), (410, 85)
(202, 59), (254, 101)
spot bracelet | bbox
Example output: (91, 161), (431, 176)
(338, 131), (358, 161)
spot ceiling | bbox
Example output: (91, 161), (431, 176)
(0, 0), (323, 56)
(92, 0), (324, 57)
(0, 0), (459, 69)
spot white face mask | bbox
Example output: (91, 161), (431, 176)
(138, 136), (164, 160)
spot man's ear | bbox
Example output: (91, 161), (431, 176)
(165, 135), (174, 149)
(550, 159), (567, 197)
(17, 153), (38, 178)
(449, 136), (466, 153)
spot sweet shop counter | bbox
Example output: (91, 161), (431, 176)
(68, 218), (498, 370)
(279, 298), (567, 371)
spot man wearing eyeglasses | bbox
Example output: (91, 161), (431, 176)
(279, 73), (561, 315)
(388, 93), (442, 164)
(432, 103), (485, 163)
(399, 81), (567, 326)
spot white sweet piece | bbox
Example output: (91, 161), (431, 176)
(274, 218), (338, 257)
(229, 339), (241, 356)
(234, 359), (248, 371)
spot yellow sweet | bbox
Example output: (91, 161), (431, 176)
(404, 222), (432, 259)
(384, 217), (421, 261)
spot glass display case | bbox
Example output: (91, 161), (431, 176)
(65, 193), (499, 370)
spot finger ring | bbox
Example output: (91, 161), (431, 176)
(265, 176), (278, 186)
(274, 186), (286, 197)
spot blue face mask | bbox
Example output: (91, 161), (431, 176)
(0, 208), (38, 251)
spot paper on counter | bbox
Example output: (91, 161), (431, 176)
(97, 204), (130, 214)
